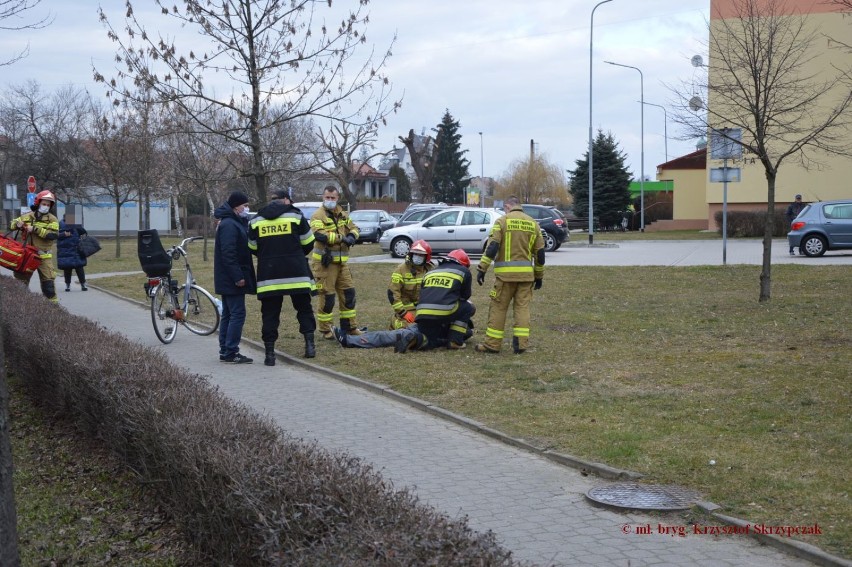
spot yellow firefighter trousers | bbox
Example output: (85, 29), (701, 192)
(482, 279), (534, 352)
(311, 260), (357, 332)
(13, 253), (57, 301)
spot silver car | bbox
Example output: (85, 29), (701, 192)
(787, 200), (852, 257)
(379, 206), (504, 258)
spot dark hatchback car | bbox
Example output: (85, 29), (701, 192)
(787, 199), (852, 256)
(394, 204), (449, 228)
(521, 204), (569, 252)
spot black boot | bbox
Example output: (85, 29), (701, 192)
(264, 342), (276, 366)
(304, 333), (316, 358)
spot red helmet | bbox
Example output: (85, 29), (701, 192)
(34, 190), (56, 207)
(446, 249), (470, 268)
(408, 239), (432, 263)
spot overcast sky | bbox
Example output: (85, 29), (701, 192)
(2, 0), (709, 183)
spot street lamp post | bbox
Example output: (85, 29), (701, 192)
(479, 131), (484, 207)
(605, 60), (644, 231)
(588, 0), (614, 245)
(640, 100), (667, 163)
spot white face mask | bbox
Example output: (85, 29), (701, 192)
(238, 207), (250, 218)
(323, 200), (337, 210)
(411, 254), (426, 266)
(38, 204), (50, 214)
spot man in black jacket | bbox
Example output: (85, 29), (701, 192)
(249, 189), (317, 365)
(785, 194), (807, 255)
(214, 191), (257, 364)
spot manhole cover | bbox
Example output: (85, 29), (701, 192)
(585, 483), (700, 511)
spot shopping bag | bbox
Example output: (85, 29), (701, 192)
(0, 231), (42, 275)
(77, 234), (102, 258)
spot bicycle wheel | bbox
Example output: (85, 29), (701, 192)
(180, 284), (220, 336)
(151, 282), (178, 344)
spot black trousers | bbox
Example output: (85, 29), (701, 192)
(63, 267), (86, 285)
(260, 293), (316, 344)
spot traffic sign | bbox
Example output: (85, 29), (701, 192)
(27, 176), (36, 193)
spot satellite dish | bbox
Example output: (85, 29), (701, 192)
(689, 96), (704, 111)
(691, 55), (704, 68)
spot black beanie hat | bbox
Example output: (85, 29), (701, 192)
(227, 191), (249, 209)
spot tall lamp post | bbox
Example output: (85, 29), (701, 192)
(588, 0), (614, 244)
(479, 131), (484, 207)
(640, 100), (668, 163)
(605, 60), (644, 231)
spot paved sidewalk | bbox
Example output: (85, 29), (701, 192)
(47, 282), (830, 567)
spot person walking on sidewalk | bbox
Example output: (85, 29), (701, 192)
(475, 196), (545, 355)
(786, 194), (807, 255)
(309, 185), (363, 340)
(249, 188), (317, 365)
(11, 190), (60, 302)
(214, 191), (257, 364)
(56, 219), (89, 292)
(334, 249), (475, 353)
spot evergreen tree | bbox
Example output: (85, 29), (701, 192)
(389, 163), (412, 202)
(569, 130), (632, 228)
(431, 110), (470, 203)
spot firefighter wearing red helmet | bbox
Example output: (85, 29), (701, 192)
(387, 239), (433, 329)
(11, 189), (60, 301)
(332, 248), (475, 352)
(475, 195), (545, 354)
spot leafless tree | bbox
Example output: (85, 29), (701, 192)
(84, 99), (143, 258)
(311, 121), (389, 210)
(161, 105), (242, 257)
(94, 0), (398, 200)
(672, 0), (852, 302)
(497, 154), (571, 206)
(0, 82), (93, 205)
(0, 0), (51, 66)
(399, 128), (441, 203)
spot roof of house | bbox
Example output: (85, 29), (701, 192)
(658, 148), (707, 171)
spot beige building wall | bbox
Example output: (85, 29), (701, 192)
(706, 2), (851, 222)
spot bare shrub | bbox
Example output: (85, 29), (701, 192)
(1, 279), (523, 566)
(714, 210), (788, 237)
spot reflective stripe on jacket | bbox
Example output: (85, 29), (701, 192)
(388, 260), (430, 312)
(309, 206), (359, 264)
(415, 261), (472, 320)
(249, 203), (315, 299)
(478, 206), (544, 281)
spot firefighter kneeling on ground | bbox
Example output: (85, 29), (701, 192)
(388, 239), (433, 330)
(11, 190), (60, 302)
(332, 249), (475, 352)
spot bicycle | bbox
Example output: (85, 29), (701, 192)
(143, 236), (221, 344)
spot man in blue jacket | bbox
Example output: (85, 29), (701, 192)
(214, 191), (257, 364)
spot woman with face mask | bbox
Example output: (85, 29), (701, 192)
(10, 189), (60, 301)
(387, 239), (433, 330)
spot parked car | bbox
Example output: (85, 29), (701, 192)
(394, 204), (449, 227)
(787, 199), (852, 257)
(379, 207), (504, 258)
(348, 209), (397, 243)
(521, 204), (569, 252)
(293, 201), (323, 220)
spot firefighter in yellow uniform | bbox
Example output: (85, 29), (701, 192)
(309, 185), (363, 339)
(11, 190), (60, 302)
(388, 239), (433, 329)
(475, 195), (545, 354)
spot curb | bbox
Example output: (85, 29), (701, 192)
(89, 283), (851, 567)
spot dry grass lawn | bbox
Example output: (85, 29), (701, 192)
(86, 237), (851, 558)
